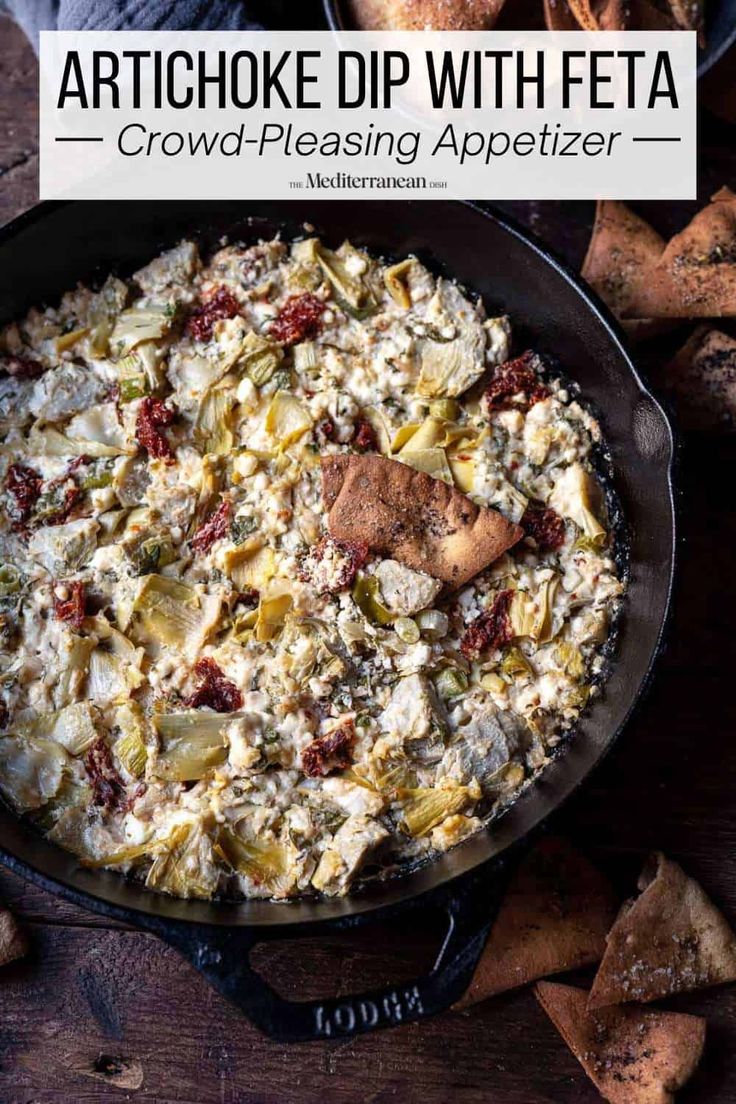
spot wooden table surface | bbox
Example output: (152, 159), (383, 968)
(2, 13), (736, 1103)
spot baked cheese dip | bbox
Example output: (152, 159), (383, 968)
(0, 235), (624, 900)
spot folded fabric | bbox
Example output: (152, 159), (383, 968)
(0, 0), (263, 49)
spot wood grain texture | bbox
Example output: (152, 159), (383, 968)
(3, 11), (736, 1103)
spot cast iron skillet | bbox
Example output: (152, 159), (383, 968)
(0, 200), (675, 1042)
(323, 0), (736, 78)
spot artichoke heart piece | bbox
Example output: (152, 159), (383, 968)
(265, 391), (312, 449)
(114, 701), (149, 778)
(448, 454), (475, 494)
(110, 303), (176, 357)
(362, 405), (393, 455)
(255, 593), (293, 643)
(556, 640), (586, 680)
(145, 819), (221, 900)
(195, 386), (236, 456)
(301, 238), (377, 313)
(399, 447), (453, 484)
(374, 559), (442, 618)
(0, 734), (67, 813)
(509, 579), (559, 643)
(398, 415), (447, 454)
(549, 463), (606, 546)
(55, 635), (95, 710)
(384, 258), (415, 309)
(89, 274), (129, 356)
(415, 281), (487, 399)
(132, 575), (221, 655)
(29, 423), (122, 460)
(18, 701), (100, 757)
(238, 330), (283, 387)
(400, 780), (481, 838)
(217, 828), (298, 896)
(153, 711), (242, 781)
(223, 543), (275, 591)
(55, 326), (89, 355)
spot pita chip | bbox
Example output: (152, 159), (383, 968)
(659, 326), (736, 431)
(629, 188), (736, 318)
(346, 0), (507, 30)
(566, 0), (629, 28)
(582, 200), (667, 323)
(321, 454), (522, 588)
(589, 852), (736, 1009)
(0, 906), (28, 967)
(665, 0), (704, 34)
(454, 838), (617, 1009)
(630, 0), (678, 28)
(536, 981), (706, 1104)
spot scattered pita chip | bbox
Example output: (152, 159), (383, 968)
(589, 852), (736, 1009)
(0, 906), (28, 967)
(582, 200), (666, 323)
(659, 326), (736, 431)
(566, 0), (629, 28)
(635, 187), (736, 318)
(454, 838), (617, 1009)
(346, 0), (507, 29)
(536, 981), (706, 1104)
(630, 0), (679, 27)
(321, 454), (523, 588)
(584, 191), (736, 320)
(665, 0), (704, 33)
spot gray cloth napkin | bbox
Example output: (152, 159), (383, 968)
(1, 0), (263, 48)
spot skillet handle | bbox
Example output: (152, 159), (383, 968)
(148, 863), (510, 1042)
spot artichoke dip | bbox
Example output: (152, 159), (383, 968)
(0, 235), (624, 901)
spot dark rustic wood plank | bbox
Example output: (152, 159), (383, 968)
(0, 16), (38, 227)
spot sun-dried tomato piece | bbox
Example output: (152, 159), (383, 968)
(135, 397), (176, 462)
(316, 417), (335, 445)
(4, 463), (42, 526)
(302, 721), (356, 778)
(522, 506), (566, 553)
(187, 285), (241, 343)
(185, 657), (243, 713)
(298, 535), (369, 594)
(191, 499), (232, 555)
(460, 589), (515, 659)
(53, 580), (86, 631)
(40, 477), (81, 526)
(85, 736), (126, 812)
(352, 419), (378, 452)
(485, 351), (550, 411)
(270, 293), (324, 346)
(1, 354), (44, 378)
(236, 588), (260, 611)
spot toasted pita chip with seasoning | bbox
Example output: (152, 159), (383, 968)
(632, 188), (736, 319)
(346, 0), (507, 29)
(589, 852), (736, 1009)
(454, 838), (617, 1009)
(0, 907), (28, 967)
(665, 0), (704, 33)
(658, 326), (736, 430)
(535, 981), (706, 1104)
(321, 454), (522, 588)
(630, 0), (679, 27)
(582, 200), (666, 322)
(566, 0), (629, 27)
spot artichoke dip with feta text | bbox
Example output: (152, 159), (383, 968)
(0, 234), (624, 900)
